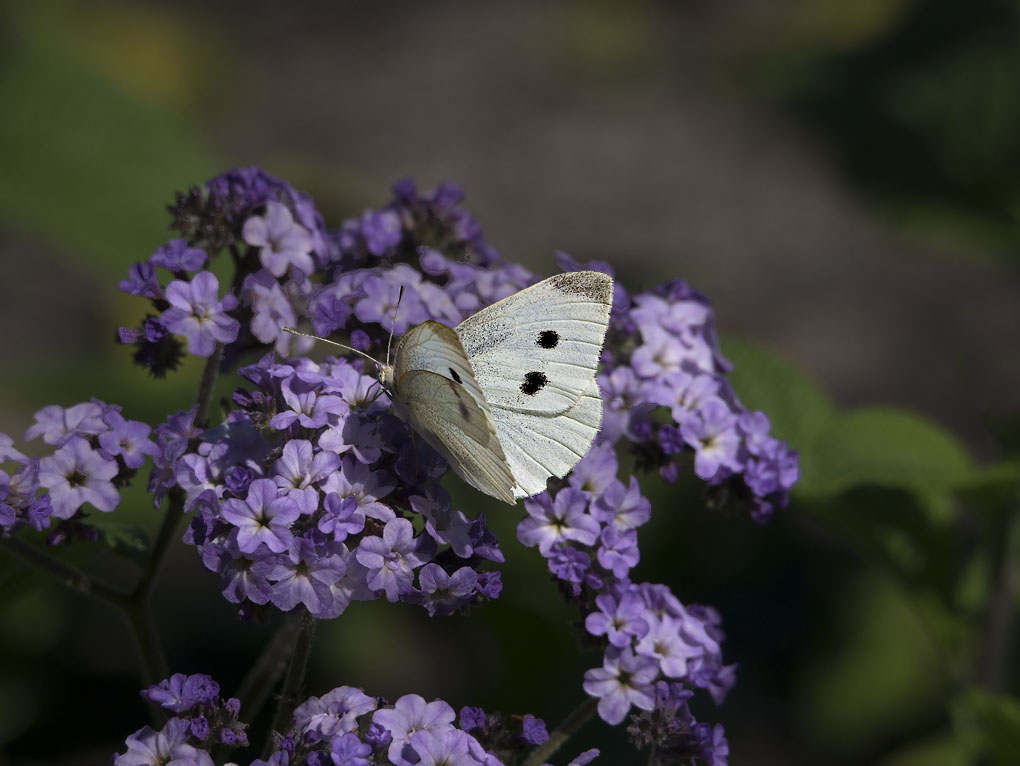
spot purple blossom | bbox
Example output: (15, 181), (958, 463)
(242, 201), (315, 277)
(25, 401), (108, 446)
(518, 488), (600, 556)
(320, 457), (395, 522)
(680, 399), (741, 481)
(585, 591), (650, 648)
(220, 479), (300, 553)
(151, 239), (207, 272)
(99, 410), (156, 469)
(356, 517), (434, 602)
(418, 564), (479, 616)
(270, 378), (348, 430)
(635, 617), (703, 679)
(329, 732), (373, 766)
(162, 271), (240, 356)
(118, 260), (162, 300)
(407, 729), (479, 766)
(567, 441), (618, 497)
(294, 686), (377, 739)
(520, 714), (548, 746)
(142, 673), (220, 713)
(372, 694), (456, 766)
(268, 539), (347, 614)
(114, 718), (212, 766)
(583, 648), (659, 725)
(590, 477), (650, 530)
(271, 439), (341, 502)
(359, 208), (403, 255)
(38, 436), (119, 518)
(597, 526), (640, 579)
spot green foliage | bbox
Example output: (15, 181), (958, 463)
(952, 690), (1020, 765)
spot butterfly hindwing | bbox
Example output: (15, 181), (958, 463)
(396, 370), (517, 504)
(456, 271), (613, 415)
(391, 321), (517, 504)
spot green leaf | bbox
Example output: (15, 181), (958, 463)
(952, 689), (1020, 766)
(805, 407), (975, 497)
(90, 519), (149, 558)
(720, 334), (834, 450)
(0, 27), (218, 275)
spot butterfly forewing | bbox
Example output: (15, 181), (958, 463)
(457, 271), (613, 415)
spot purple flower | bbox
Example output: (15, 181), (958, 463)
(118, 260), (162, 299)
(270, 378), (348, 430)
(584, 591), (650, 648)
(635, 617), (703, 679)
(353, 274), (425, 336)
(520, 714), (548, 746)
(162, 271), (240, 356)
(518, 488), (600, 556)
(329, 732), (372, 766)
(38, 436), (119, 518)
(356, 517), (434, 601)
(0, 433), (27, 463)
(151, 239), (207, 272)
(318, 494), (365, 542)
(142, 673), (220, 713)
(99, 411), (156, 469)
(372, 694), (456, 766)
(272, 439), (340, 501)
(679, 399), (742, 481)
(418, 564), (478, 617)
(25, 401), (108, 446)
(568, 441), (618, 497)
(407, 729), (478, 766)
(220, 479), (300, 553)
(590, 477), (650, 530)
(294, 686), (377, 739)
(320, 458), (396, 522)
(114, 718), (212, 766)
(360, 209), (403, 255)
(597, 526), (640, 579)
(583, 647), (658, 725)
(242, 201), (315, 277)
(247, 272), (303, 355)
(268, 539), (347, 614)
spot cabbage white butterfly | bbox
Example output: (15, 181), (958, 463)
(287, 270), (613, 504)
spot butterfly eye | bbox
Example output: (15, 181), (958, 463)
(520, 371), (547, 396)
(449, 368), (463, 384)
(537, 330), (559, 349)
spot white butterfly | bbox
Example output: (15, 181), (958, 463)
(289, 270), (613, 504)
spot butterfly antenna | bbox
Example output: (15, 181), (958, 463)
(385, 285), (404, 369)
(280, 327), (383, 371)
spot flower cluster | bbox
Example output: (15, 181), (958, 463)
(116, 674), (569, 766)
(103, 166), (801, 762)
(116, 673), (247, 765)
(1, 401), (155, 543)
(174, 351), (504, 619)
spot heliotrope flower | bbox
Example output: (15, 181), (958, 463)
(161, 271), (240, 356)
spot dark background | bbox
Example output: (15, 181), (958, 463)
(1, 1), (1019, 764)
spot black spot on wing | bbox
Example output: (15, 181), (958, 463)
(537, 330), (559, 349)
(520, 371), (547, 396)
(449, 367), (463, 384)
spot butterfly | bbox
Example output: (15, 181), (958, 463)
(287, 270), (613, 504)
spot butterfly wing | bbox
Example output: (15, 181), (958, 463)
(391, 321), (517, 504)
(456, 271), (613, 415)
(456, 271), (613, 498)
(492, 380), (604, 498)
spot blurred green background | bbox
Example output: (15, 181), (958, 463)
(2, 1), (1020, 763)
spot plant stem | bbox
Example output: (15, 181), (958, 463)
(522, 696), (599, 766)
(194, 342), (224, 428)
(131, 488), (185, 602)
(237, 614), (305, 725)
(264, 610), (317, 758)
(975, 484), (1020, 692)
(0, 536), (129, 607)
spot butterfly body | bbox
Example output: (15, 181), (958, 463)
(385, 270), (613, 504)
